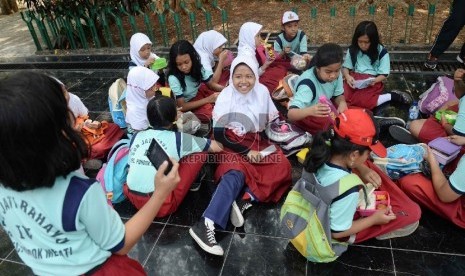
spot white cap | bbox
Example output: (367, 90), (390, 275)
(282, 11), (299, 24)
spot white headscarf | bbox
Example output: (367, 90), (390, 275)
(238, 22), (262, 60)
(130, 33), (158, 66)
(126, 66), (160, 130)
(213, 55), (278, 136)
(194, 30), (227, 71)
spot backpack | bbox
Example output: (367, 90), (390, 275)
(371, 143), (428, 180)
(108, 78), (127, 128)
(265, 119), (312, 156)
(96, 138), (131, 205)
(280, 171), (362, 262)
(418, 76), (457, 115)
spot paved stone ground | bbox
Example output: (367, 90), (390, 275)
(0, 8), (37, 59)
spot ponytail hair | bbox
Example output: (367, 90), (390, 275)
(147, 95), (177, 129)
(304, 128), (370, 173)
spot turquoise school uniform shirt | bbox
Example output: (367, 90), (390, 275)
(0, 171), (125, 276)
(452, 96), (465, 136)
(289, 67), (344, 109)
(316, 163), (360, 232)
(273, 30), (308, 57)
(343, 44), (390, 76)
(448, 155), (465, 194)
(168, 66), (213, 102)
(127, 128), (210, 193)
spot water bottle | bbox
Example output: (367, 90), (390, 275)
(406, 101), (419, 130)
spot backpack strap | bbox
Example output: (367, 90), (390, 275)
(175, 132), (182, 158)
(275, 35), (283, 50)
(298, 31), (305, 43)
(378, 47), (387, 60)
(295, 79), (317, 103)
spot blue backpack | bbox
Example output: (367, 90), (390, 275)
(96, 139), (131, 205)
(108, 78), (127, 128)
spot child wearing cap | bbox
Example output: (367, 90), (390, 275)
(303, 109), (420, 243)
(274, 11), (311, 62)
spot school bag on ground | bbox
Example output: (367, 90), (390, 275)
(265, 119), (312, 156)
(418, 76), (457, 115)
(370, 143), (428, 180)
(108, 78), (127, 128)
(280, 171), (363, 262)
(96, 139), (131, 205)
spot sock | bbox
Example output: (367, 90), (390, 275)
(389, 92), (403, 103)
(377, 93), (391, 106)
(204, 217), (215, 230)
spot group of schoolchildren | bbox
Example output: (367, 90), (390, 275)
(1, 9), (465, 275)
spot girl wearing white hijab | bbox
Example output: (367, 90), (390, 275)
(238, 22), (288, 96)
(189, 56), (292, 256)
(126, 66), (160, 132)
(194, 30), (230, 85)
(129, 33), (160, 70)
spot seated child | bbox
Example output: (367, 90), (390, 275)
(189, 56), (292, 256)
(398, 135), (465, 229)
(129, 33), (166, 85)
(238, 22), (288, 94)
(125, 66), (160, 132)
(55, 77), (125, 161)
(342, 21), (412, 110)
(303, 109), (420, 244)
(168, 40), (224, 123)
(274, 11), (311, 62)
(287, 43), (348, 134)
(193, 30), (231, 86)
(409, 69), (465, 143)
(0, 71), (181, 275)
(124, 96), (223, 216)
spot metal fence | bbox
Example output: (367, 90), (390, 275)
(21, 0), (460, 52)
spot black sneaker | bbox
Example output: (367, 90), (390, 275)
(190, 166), (207, 192)
(374, 116), (405, 129)
(390, 90), (413, 105)
(230, 199), (252, 227)
(424, 54), (438, 70)
(189, 219), (224, 256)
(389, 125), (419, 144)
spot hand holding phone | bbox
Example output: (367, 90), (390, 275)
(146, 139), (174, 175)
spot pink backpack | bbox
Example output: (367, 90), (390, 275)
(418, 76), (457, 115)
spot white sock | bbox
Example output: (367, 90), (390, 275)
(377, 94), (391, 106)
(204, 217), (215, 230)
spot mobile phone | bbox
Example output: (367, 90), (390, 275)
(260, 145), (277, 157)
(146, 139), (173, 175)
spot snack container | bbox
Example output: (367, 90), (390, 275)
(291, 54), (307, 70)
(428, 137), (461, 165)
(357, 191), (390, 217)
(151, 57), (168, 71)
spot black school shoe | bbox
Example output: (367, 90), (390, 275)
(189, 219), (224, 256)
(374, 116), (406, 130)
(389, 125), (419, 144)
(389, 90), (414, 105)
(190, 166), (207, 192)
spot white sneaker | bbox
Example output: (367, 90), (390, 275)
(376, 221), (419, 240)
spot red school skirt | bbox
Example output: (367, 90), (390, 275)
(353, 160), (421, 243)
(84, 254), (146, 276)
(213, 130), (292, 203)
(293, 114), (333, 135)
(259, 60), (290, 95)
(344, 72), (384, 110)
(418, 104), (459, 144)
(398, 172), (465, 229)
(123, 152), (207, 217)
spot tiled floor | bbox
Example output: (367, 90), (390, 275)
(1, 69), (465, 276)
